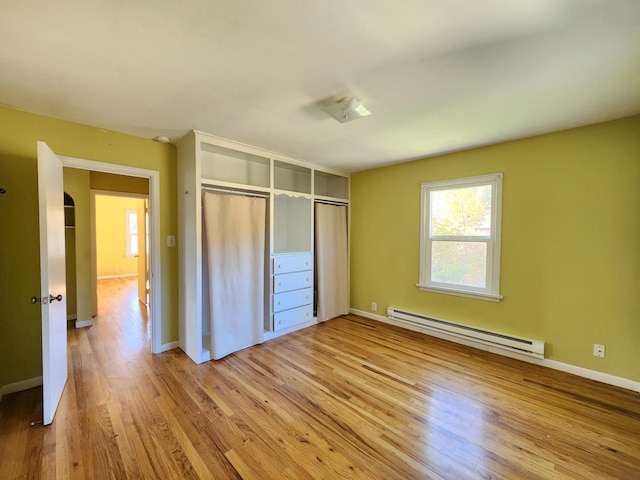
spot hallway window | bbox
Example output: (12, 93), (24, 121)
(126, 210), (138, 257)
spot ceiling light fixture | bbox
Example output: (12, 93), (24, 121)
(321, 97), (372, 123)
(153, 135), (171, 143)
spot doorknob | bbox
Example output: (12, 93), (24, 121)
(31, 294), (62, 304)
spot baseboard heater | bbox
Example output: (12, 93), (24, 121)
(387, 307), (545, 359)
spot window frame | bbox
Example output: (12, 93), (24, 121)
(418, 173), (503, 302)
(125, 209), (139, 257)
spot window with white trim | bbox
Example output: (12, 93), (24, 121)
(418, 173), (503, 302)
(125, 210), (139, 257)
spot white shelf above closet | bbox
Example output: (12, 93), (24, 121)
(200, 141), (270, 188)
(201, 178), (271, 194)
(314, 170), (349, 200)
(274, 160), (311, 194)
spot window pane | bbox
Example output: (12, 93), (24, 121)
(431, 241), (487, 288)
(129, 212), (138, 234)
(431, 185), (491, 236)
(131, 234), (138, 256)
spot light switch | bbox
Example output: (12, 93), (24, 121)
(167, 235), (176, 247)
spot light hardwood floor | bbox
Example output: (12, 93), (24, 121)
(1, 277), (639, 479)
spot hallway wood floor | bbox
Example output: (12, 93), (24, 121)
(1, 278), (639, 479)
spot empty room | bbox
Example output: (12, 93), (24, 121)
(0, 1), (639, 479)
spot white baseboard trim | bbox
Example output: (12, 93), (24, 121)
(75, 319), (94, 328)
(349, 308), (640, 393)
(67, 314), (77, 321)
(97, 274), (138, 280)
(157, 341), (180, 353)
(0, 376), (43, 403)
(536, 359), (640, 393)
(349, 309), (388, 323)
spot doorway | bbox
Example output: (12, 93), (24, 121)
(60, 156), (162, 354)
(94, 193), (149, 317)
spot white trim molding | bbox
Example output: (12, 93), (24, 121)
(416, 284), (503, 302)
(158, 341), (180, 353)
(75, 319), (94, 328)
(350, 308), (640, 393)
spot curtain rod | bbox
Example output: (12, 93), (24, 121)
(201, 185), (270, 199)
(314, 199), (348, 206)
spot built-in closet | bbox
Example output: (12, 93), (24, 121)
(177, 131), (349, 364)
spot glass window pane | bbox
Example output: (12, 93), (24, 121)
(431, 185), (492, 236)
(431, 241), (487, 288)
(131, 235), (138, 256)
(129, 212), (138, 234)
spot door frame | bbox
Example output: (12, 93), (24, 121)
(60, 156), (163, 354)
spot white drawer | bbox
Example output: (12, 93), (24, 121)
(273, 287), (313, 313)
(274, 304), (313, 331)
(273, 253), (313, 274)
(273, 271), (312, 293)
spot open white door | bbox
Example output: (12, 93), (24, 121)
(37, 141), (68, 425)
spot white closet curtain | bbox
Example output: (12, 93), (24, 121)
(202, 192), (266, 359)
(315, 203), (349, 322)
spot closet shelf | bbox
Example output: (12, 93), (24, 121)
(273, 189), (312, 198)
(200, 178), (271, 194)
(313, 194), (350, 204)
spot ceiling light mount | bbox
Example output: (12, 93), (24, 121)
(321, 97), (372, 123)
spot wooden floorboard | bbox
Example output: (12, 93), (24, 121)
(1, 277), (639, 479)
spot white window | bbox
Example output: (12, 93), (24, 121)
(125, 210), (138, 257)
(418, 173), (503, 302)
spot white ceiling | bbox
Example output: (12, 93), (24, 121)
(1, 0), (638, 172)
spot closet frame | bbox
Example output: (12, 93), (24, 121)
(177, 130), (350, 364)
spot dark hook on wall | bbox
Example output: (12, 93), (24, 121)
(0, 188), (6, 194)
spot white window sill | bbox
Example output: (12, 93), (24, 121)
(416, 284), (503, 303)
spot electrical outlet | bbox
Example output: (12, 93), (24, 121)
(371, 302), (377, 311)
(593, 344), (605, 358)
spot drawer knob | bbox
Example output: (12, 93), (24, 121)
(278, 282), (282, 286)
(277, 301), (281, 305)
(278, 264), (281, 268)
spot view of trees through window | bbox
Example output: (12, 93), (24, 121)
(430, 185), (492, 288)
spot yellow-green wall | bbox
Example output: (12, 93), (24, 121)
(351, 115), (640, 382)
(95, 195), (143, 278)
(0, 105), (177, 390)
(64, 228), (77, 316)
(63, 168), (92, 323)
